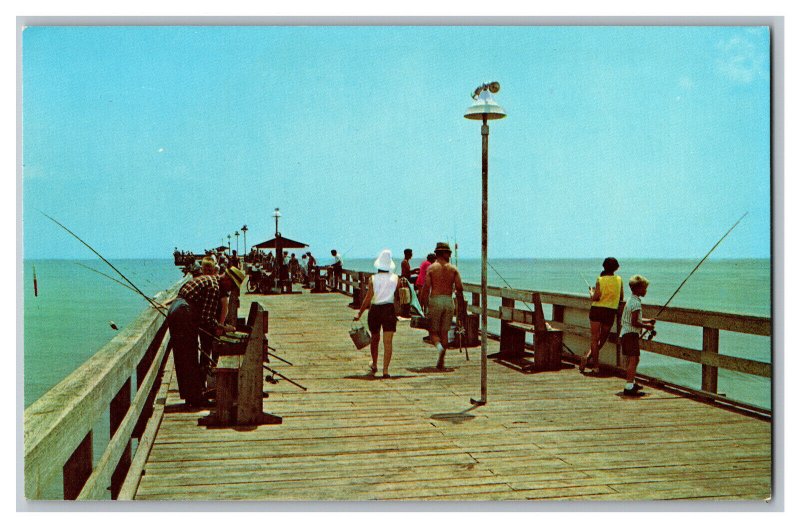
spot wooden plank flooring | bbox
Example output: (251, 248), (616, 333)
(134, 291), (771, 501)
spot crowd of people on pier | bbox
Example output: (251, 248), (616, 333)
(167, 240), (656, 407)
(352, 247), (656, 396)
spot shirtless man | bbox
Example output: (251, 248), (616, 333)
(420, 242), (465, 370)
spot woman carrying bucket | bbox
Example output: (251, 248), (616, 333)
(581, 257), (624, 373)
(354, 249), (400, 378)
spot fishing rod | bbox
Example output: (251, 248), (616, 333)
(487, 260), (536, 313)
(263, 363), (308, 391)
(487, 261), (575, 358)
(47, 212), (305, 385)
(78, 251), (289, 363)
(642, 212), (748, 340)
(265, 346), (293, 366)
(41, 212), (168, 317)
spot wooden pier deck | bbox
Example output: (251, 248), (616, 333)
(133, 291), (771, 501)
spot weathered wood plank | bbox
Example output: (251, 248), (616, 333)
(133, 290), (771, 501)
(118, 356), (174, 500)
(77, 331), (172, 499)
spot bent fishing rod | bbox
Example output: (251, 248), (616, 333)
(73, 241), (292, 363)
(49, 212), (296, 368)
(42, 212), (169, 317)
(642, 212), (748, 340)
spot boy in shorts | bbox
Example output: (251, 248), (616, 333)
(619, 275), (656, 396)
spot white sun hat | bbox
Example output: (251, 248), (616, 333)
(373, 249), (396, 272)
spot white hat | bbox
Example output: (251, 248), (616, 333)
(373, 249), (396, 272)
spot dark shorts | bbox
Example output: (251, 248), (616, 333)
(589, 306), (617, 326)
(621, 332), (640, 357)
(367, 303), (397, 333)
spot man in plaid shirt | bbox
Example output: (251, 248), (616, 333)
(166, 268), (244, 407)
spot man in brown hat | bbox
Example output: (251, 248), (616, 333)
(164, 266), (244, 407)
(420, 242), (465, 370)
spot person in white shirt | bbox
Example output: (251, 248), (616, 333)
(619, 275), (656, 396)
(354, 249), (399, 378)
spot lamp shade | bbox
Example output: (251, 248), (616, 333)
(464, 89), (507, 120)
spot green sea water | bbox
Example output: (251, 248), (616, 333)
(23, 257), (772, 408)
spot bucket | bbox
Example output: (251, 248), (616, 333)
(349, 322), (372, 350)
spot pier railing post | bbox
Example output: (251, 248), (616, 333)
(701, 327), (720, 396)
(63, 432), (92, 500)
(499, 297), (515, 356)
(110, 378), (132, 499)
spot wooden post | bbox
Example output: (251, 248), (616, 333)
(214, 356), (241, 426)
(499, 298), (515, 356)
(552, 304), (565, 323)
(63, 432), (92, 500)
(701, 327), (720, 395)
(238, 305), (266, 424)
(109, 378), (132, 499)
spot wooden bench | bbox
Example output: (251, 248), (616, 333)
(503, 321), (564, 372)
(199, 302), (282, 427)
(493, 293), (564, 372)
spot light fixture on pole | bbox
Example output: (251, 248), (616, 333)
(464, 81), (506, 406)
(273, 208), (281, 236)
(241, 225), (248, 254)
(227, 234), (232, 255)
(235, 231), (240, 255)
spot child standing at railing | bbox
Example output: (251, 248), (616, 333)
(619, 275), (656, 396)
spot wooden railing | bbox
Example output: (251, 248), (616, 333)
(335, 268), (771, 415)
(24, 283), (182, 500)
(460, 282), (771, 414)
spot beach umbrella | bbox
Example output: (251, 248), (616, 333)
(253, 236), (309, 249)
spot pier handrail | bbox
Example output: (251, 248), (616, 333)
(336, 268), (770, 414)
(459, 282), (771, 411)
(24, 282), (182, 500)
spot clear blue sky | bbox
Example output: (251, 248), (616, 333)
(22, 25), (771, 260)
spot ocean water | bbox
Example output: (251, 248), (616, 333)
(23, 258), (772, 408)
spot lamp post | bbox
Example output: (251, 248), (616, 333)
(273, 208), (283, 292)
(241, 224), (248, 255)
(273, 208), (281, 236)
(227, 234), (231, 255)
(235, 231), (240, 255)
(464, 82), (506, 406)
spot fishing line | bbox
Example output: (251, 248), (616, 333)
(47, 212), (311, 389)
(487, 260), (535, 313)
(642, 212), (748, 339)
(76, 262), (148, 298)
(41, 211), (168, 317)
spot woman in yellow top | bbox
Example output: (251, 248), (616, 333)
(580, 257), (623, 373)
